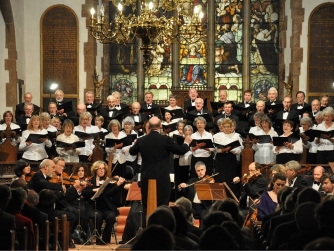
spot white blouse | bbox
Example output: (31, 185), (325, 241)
(56, 133), (81, 162)
(252, 128), (277, 164)
(19, 129), (52, 160)
(315, 122), (334, 151)
(273, 133), (303, 155)
(191, 130), (214, 158)
(73, 125), (97, 157)
(213, 132), (244, 155)
(105, 131), (130, 164)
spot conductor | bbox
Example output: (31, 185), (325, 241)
(129, 116), (192, 209)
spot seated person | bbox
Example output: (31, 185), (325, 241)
(178, 161), (213, 223)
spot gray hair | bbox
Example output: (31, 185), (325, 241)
(123, 116), (135, 126)
(285, 160), (301, 172)
(107, 95), (115, 101)
(39, 159), (50, 169)
(300, 117), (313, 128)
(268, 87), (278, 94)
(80, 112), (92, 122)
(24, 102), (34, 110)
(315, 111), (324, 119)
(183, 125), (193, 133)
(194, 116), (207, 127)
(260, 115), (272, 128)
(40, 112), (51, 121)
(195, 161), (206, 170)
(108, 119), (121, 131)
(253, 112), (265, 120)
(322, 107), (334, 117)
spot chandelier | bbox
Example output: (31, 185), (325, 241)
(89, 0), (205, 67)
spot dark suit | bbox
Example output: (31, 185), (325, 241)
(274, 109), (299, 134)
(55, 99), (75, 118)
(265, 100), (282, 106)
(129, 130), (189, 208)
(82, 175), (121, 243)
(214, 114), (239, 133)
(291, 102), (309, 110)
(183, 177), (213, 220)
(131, 113), (148, 136)
(27, 171), (78, 238)
(17, 115), (31, 127)
(15, 103), (40, 122)
(184, 99), (196, 112)
(235, 101), (255, 133)
(99, 108), (123, 128)
(239, 175), (268, 209)
(291, 175), (310, 188)
(188, 108), (213, 131)
(21, 203), (48, 238)
(139, 102), (161, 119)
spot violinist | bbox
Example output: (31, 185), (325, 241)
(178, 161), (213, 224)
(82, 161), (125, 245)
(14, 159), (34, 183)
(285, 160), (309, 187)
(233, 162), (268, 210)
(27, 158), (79, 248)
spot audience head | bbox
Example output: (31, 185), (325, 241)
(304, 237), (334, 250)
(297, 187), (321, 205)
(175, 196), (194, 222)
(0, 184), (12, 209)
(6, 187), (27, 214)
(131, 225), (175, 250)
(170, 206), (188, 235)
(217, 198), (240, 223)
(38, 189), (56, 209)
(201, 211), (233, 231)
(295, 202), (319, 232)
(316, 197), (334, 228)
(221, 221), (245, 249)
(27, 189), (39, 207)
(147, 206), (176, 233)
(199, 225), (239, 250)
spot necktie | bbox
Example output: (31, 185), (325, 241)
(134, 114), (139, 117)
(109, 108), (115, 111)
(148, 104), (151, 108)
(25, 116), (31, 119)
(283, 110), (289, 113)
(314, 181), (320, 185)
(116, 105), (120, 108)
(271, 102), (275, 105)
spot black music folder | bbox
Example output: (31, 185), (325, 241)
(47, 131), (58, 140)
(309, 129), (334, 139)
(249, 134), (272, 143)
(265, 104), (284, 114)
(131, 134), (137, 142)
(74, 131), (101, 140)
(102, 112), (124, 126)
(186, 113), (212, 123)
(86, 102), (102, 113)
(233, 103), (256, 112)
(56, 141), (86, 148)
(173, 134), (185, 145)
(302, 129), (316, 142)
(190, 139), (214, 148)
(210, 101), (224, 111)
(57, 101), (73, 113)
(26, 133), (48, 144)
(162, 122), (178, 132)
(213, 140), (241, 150)
(105, 135), (133, 147)
(160, 108), (184, 120)
(273, 130), (300, 146)
(140, 106), (161, 117)
(295, 105), (312, 115)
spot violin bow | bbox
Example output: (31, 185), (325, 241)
(185, 172), (220, 188)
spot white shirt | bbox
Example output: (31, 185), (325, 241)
(300, 126), (318, 153)
(0, 123), (21, 145)
(273, 133), (303, 155)
(56, 133), (81, 162)
(19, 129), (52, 160)
(121, 130), (138, 162)
(213, 132), (244, 155)
(315, 122), (334, 151)
(252, 128), (278, 164)
(105, 131), (129, 164)
(73, 125), (96, 156)
(191, 130), (214, 157)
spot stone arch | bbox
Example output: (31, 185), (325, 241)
(0, 0), (18, 110)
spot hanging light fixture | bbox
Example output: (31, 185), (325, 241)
(89, 0), (205, 67)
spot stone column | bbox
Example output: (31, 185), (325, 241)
(242, 0), (250, 90)
(289, 0), (304, 98)
(137, 0), (144, 102)
(206, 0), (215, 89)
(279, 0), (287, 99)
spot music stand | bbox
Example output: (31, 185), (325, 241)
(194, 183), (227, 201)
(78, 177), (113, 250)
(125, 182), (143, 245)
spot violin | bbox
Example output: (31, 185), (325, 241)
(288, 164), (311, 183)
(180, 173), (219, 189)
(25, 171), (36, 182)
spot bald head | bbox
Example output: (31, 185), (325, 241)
(149, 117), (161, 130)
(313, 166), (325, 182)
(77, 103), (87, 115)
(256, 100), (265, 112)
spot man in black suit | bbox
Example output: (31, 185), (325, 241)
(178, 161), (213, 222)
(184, 88), (199, 112)
(85, 91), (101, 117)
(236, 89), (255, 133)
(212, 89), (228, 117)
(265, 87), (282, 106)
(68, 103), (87, 126)
(306, 166), (325, 192)
(129, 116), (191, 210)
(140, 91), (161, 118)
(285, 160), (309, 187)
(15, 92), (40, 122)
(214, 101), (239, 133)
(17, 102), (34, 127)
(233, 162), (268, 210)
(27, 158), (79, 248)
(131, 102), (147, 136)
(112, 91), (128, 110)
(99, 95), (123, 128)
(311, 99), (321, 121)
(187, 98), (213, 131)
(291, 91), (308, 110)
(0, 184), (15, 250)
(54, 89), (75, 118)
(274, 96), (299, 134)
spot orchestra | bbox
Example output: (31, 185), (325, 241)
(2, 87), (334, 249)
